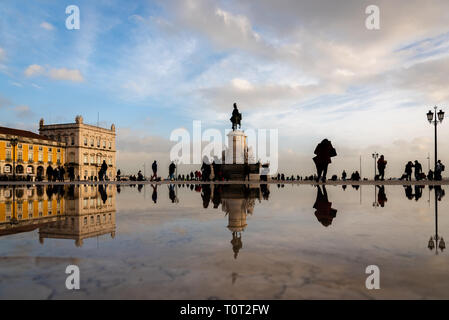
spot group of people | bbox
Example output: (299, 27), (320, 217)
(46, 165), (66, 182)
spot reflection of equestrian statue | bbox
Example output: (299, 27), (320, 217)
(230, 103), (242, 130)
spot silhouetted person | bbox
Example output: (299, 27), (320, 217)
(428, 169), (434, 180)
(168, 162), (176, 180)
(243, 163), (250, 181)
(435, 160), (445, 181)
(342, 170), (347, 181)
(68, 167), (75, 181)
(377, 185), (387, 207)
(46, 166), (53, 181)
(201, 158), (211, 181)
(151, 160), (158, 181)
(117, 169), (121, 181)
(137, 170), (144, 181)
(313, 185), (337, 227)
(377, 155), (387, 180)
(414, 160), (422, 181)
(100, 160), (108, 181)
(230, 103), (242, 130)
(405, 161), (413, 181)
(313, 139), (337, 182)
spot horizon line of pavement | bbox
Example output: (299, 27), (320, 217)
(0, 180), (448, 186)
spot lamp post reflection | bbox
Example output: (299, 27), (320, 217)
(428, 186), (446, 254)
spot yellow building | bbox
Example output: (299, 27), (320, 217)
(0, 126), (65, 180)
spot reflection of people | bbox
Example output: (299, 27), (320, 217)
(377, 185), (387, 207)
(313, 185), (337, 227)
(313, 139), (337, 182)
(151, 185), (157, 204)
(201, 184), (211, 208)
(168, 184), (177, 203)
(404, 185), (414, 200)
(99, 185), (108, 203)
(414, 185), (423, 201)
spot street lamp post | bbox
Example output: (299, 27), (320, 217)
(10, 137), (18, 181)
(372, 152), (379, 180)
(427, 106), (445, 174)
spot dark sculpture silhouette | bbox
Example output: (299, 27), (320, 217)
(230, 103), (242, 131)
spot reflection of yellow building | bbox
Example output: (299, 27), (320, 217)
(0, 186), (64, 235)
(0, 127), (65, 179)
(0, 185), (116, 246)
(39, 185), (116, 247)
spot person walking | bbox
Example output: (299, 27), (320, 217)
(313, 139), (337, 182)
(377, 155), (387, 181)
(341, 170), (347, 181)
(151, 160), (158, 181)
(100, 160), (108, 181)
(168, 162), (176, 181)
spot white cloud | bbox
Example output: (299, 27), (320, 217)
(24, 65), (84, 82)
(40, 21), (54, 31)
(49, 68), (84, 82)
(24, 64), (45, 77)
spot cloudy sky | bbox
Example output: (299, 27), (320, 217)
(1, 0), (449, 177)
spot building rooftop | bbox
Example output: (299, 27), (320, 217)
(0, 126), (56, 142)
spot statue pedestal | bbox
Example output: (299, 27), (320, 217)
(220, 130), (260, 181)
(225, 130), (246, 164)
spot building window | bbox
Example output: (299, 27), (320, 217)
(103, 140), (106, 148)
(90, 155), (94, 164)
(84, 137), (88, 146)
(109, 142), (112, 149)
(97, 139), (100, 147)
(28, 152), (33, 162)
(29, 145), (33, 150)
(18, 144), (22, 149)
(108, 157), (112, 165)
(71, 136), (75, 145)
(38, 152), (43, 162)
(18, 151), (23, 161)
(6, 150), (11, 161)
(39, 146), (42, 151)
(84, 155), (88, 164)
(48, 153), (53, 163)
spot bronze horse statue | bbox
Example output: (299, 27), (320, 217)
(230, 103), (242, 130)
